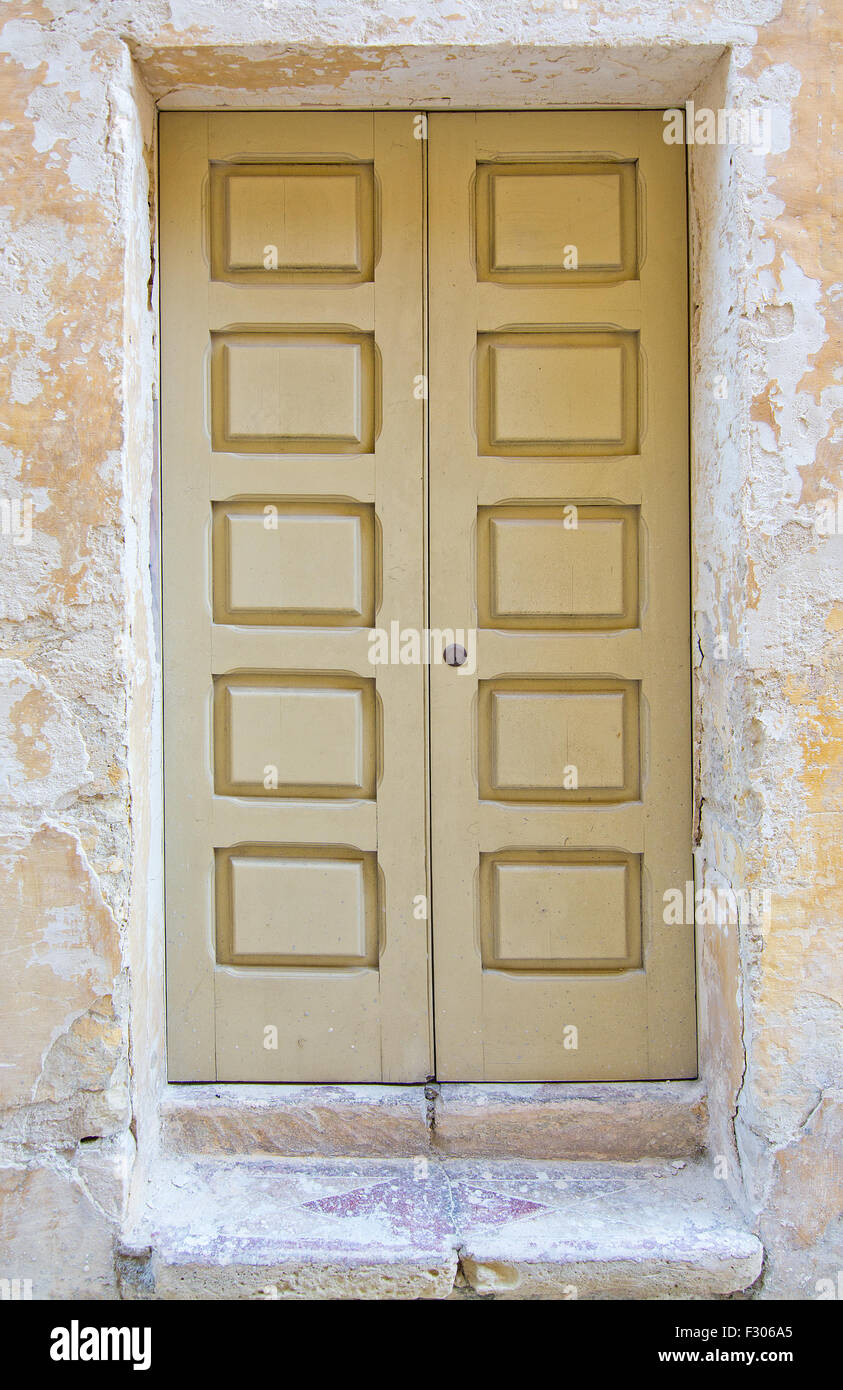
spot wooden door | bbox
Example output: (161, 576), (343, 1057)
(160, 113), (431, 1081)
(428, 112), (696, 1080)
(161, 110), (696, 1083)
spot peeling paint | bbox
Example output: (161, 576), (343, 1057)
(0, 0), (839, 1299)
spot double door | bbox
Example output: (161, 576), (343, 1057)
(161, 110), (695, 1083)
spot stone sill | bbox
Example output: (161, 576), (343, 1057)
(160, 1079), (707, 1161)
(120, 1153), (760, 1301)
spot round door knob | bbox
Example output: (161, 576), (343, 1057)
(443, 643), (468, 667)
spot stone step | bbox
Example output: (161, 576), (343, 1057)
(120, 1155), (762, 1300)
(160, 1080), (707, 1161)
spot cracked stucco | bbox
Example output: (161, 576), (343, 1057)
(0, 0), (839, 1299)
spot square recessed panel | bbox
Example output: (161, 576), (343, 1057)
(477, 504), (639, 630)
(210, 162), (375, 283)
(480, 849), (641, 971)
(214, 673), (376, 799)
(477, 331), (639, 457)
(476, 161), (638, 284)
(479, 678), (639, 803)
(215, 845), (378, 967)
(211, 331), (376, 454)
(212, 500), (376, 627)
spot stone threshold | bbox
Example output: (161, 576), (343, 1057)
(160, 1079), (707, 1161)
(119, 1154), (762, 1300)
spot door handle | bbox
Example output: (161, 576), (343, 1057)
(443, 643), (468, 667)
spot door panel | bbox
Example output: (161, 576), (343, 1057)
(161, 112), (431, 1081)
(428, 112), (695, 1080)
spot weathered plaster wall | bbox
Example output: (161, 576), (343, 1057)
(0, 4), (156, 1297)
(0, 0), (838, 1300)
(687, 11), (842, 1295)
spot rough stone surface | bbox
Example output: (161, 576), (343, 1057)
(432, 1082), (708, 1160)
(0, 1162), (119, 1299)
(756, 1090), (843, 1298)
(0, 827), (128, 1146)
(452, 1160), (763, 1300)
(0, 0), (839, 1300)
(161, 1084), (430, 1158)
(124, 1156), (459, 1300)
(123, 1156), (762, 1301)
(160, 1081), (707, 1160)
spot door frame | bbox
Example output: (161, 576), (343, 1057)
(127, 36), (757, 1192)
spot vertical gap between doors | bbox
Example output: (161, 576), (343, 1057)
(422, 116), (436, 1080)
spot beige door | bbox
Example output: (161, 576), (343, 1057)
(161, 110), (695, 1083)
(428, 112), (695, 1080)
(160, 113), (432, 1081)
